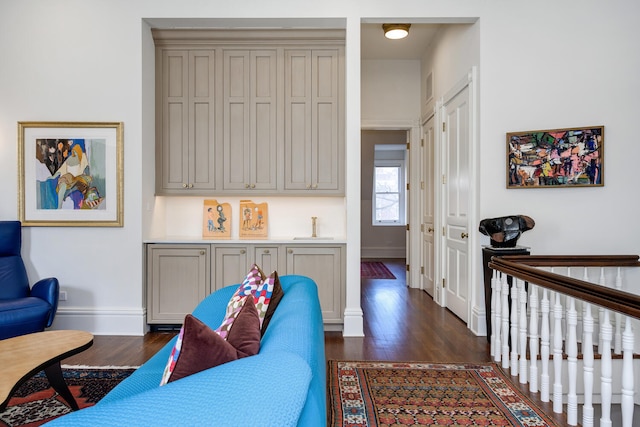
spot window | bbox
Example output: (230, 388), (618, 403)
(373, 156), (406, 226)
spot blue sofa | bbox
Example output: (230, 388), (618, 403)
(45, 275), (327, 427)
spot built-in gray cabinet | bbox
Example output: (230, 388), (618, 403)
(146, 244), (210, 324)
(284, 245), (343, 324)
(156, 49), (217, 194)
(284, 49), (344, 193)
(222, 49), (279, 192)
(153, 30), (345, 196)
(145, 242), (344, 325)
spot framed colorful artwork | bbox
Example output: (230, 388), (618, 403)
(18, 122), (124, 226)
(507, 126), (603, 188)
(239, 200), (268, 239)
(202, 199), (231, 239)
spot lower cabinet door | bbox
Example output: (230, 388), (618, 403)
(147, 245), (210, 324)
(285, 246), (343, 324)
(213, 246), (249, 290)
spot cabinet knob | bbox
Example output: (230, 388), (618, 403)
(245, 184), (250, 189)
(264, 249), (270, 254)
(240, 249), (246, 254)
(461, 232), (469, 239)
(288, 249), (293, 254)
(250, 184), (255, 189)
(188, 183), (193, 188)
(312, 184), (318, 189)
(427, 227), (434, 233)
(200, 250), (205, 255)
(183, 183), (188, 188)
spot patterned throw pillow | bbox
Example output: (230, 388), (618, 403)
(215, 264), (266, 339)
(160, 296), (260, 385)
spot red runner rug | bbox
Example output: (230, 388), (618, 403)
(329, 360), (561, 427)
(360, 262), (396, 280)
(1, 367), (135, 427)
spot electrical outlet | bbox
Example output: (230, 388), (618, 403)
(59, 290), (68, 301)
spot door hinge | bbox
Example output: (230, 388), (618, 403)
(420, 181), (425, 190)
(442, 174), (446, 184)
(406, 264), (410, 272)
(406, 142), (410, 150)
(406, 224), (410, 231)
(421, 266), (424, 275)
(442, 278), (446, 288)
(420, 138), (424, 147)
(420, 223), (424, 232)
(442, 122), (446, 132)
(406, 183), (410, 191)
(442, 227), (445, 236)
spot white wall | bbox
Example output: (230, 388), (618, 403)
(1, 0), (639, 336)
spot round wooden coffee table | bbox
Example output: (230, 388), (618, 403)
(0, 330), (94, 411)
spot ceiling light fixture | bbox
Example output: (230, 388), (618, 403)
(382, 23), (411, 40)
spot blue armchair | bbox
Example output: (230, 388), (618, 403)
(0, 221), (59, 340)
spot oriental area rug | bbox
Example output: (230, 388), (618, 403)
(1, 366), (136, 427)
(329, 361), (561, 427)
(360, 262), (396, 280)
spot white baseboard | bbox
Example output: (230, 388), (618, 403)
(470, 305), (487, 337)
(361, 246), (405, 259)
(51, 307), (147, 336)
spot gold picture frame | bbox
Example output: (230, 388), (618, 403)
(507, 126), (603, 189)
(18, 121), (124, 226)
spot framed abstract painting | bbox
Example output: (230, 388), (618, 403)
(507, 126), (603, 189)
(18, 121), (124, 226)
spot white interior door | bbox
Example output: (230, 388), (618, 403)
(421, 117), (435, 296)
(442, 84), (470, 322)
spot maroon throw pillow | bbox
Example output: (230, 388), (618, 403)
(167, 314), (238, 383)
(226, 295), (261, 357)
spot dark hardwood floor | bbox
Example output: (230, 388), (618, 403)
(63, 258), (490, 366)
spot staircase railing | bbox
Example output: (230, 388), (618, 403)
(488, 255), (640, 427)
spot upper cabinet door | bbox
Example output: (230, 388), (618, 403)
(156, 49), (216, 194)
(222, 49), (278, 192)
(284, 48), (344, 194)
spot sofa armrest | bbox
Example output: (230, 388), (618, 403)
(30, 277), (59, 327)
(43, 352), (312, 427)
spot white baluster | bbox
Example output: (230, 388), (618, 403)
(582, 303), (594, 427)
(621, 316), (634, 427)
(511, 277), (519, 376)
(529, 284), (539, 393)
(518, 279), (528, 384)
(600, 310), (613, 427)
(493, 271), (502, 362)
(553, 292), (564, 413)
(614, 267), (623, 355)
(582, 268), (590, 347)
(598, 268), (606, 353)
(490, 270), (498, 357)
(540, 288), (550, 402)
(501, 273), (510, 369)
(566, 297), (578, 425)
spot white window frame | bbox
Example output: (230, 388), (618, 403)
(372, 159), (406, 226)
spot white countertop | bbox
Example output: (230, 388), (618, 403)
(144, 236), (347, 244)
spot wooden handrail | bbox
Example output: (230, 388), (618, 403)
(497, 254), (640, 268)
(488, 255), (640, 319)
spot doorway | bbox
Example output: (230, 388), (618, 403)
(361, 130), (408, 272)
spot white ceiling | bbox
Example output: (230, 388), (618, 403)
(360, 23), (441, 60)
